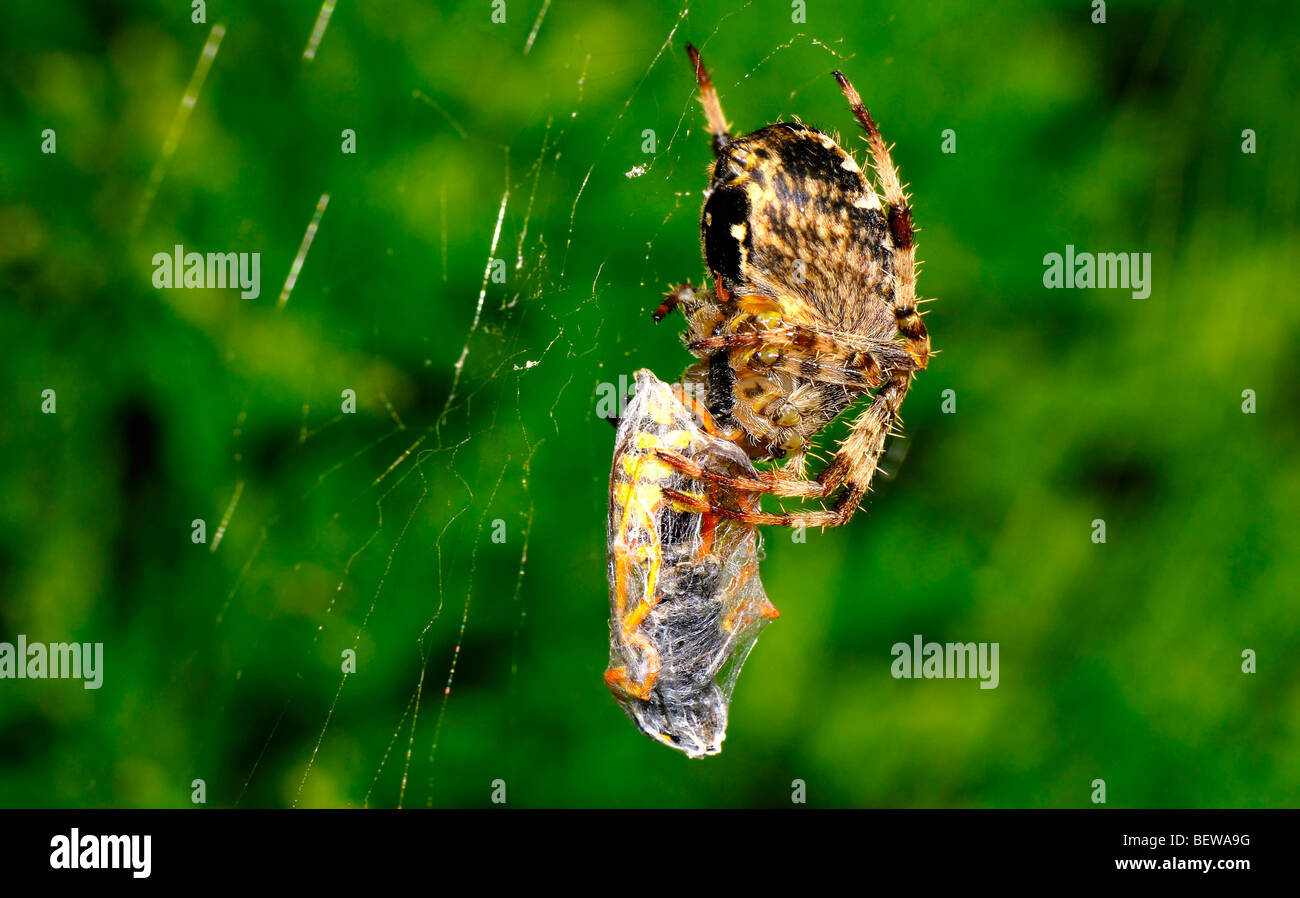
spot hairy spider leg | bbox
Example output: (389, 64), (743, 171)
(662, 373), (909, 529)
(834, 70), (931, 371)
(686, 43), (731, 155)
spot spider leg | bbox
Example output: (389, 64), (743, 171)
(653, 448), (827, 498)
(656, 325), (913, 500)
(687, 326), (914, 387)
(834, 71), (931, 371)
(653, 282), (692, 323)
(654, 281), (712, 324)
(652, 294), (681, 323)
(655, 282), (730, 357)
(686, 44), (731, 154)
(662, 374), (909, 528)
(664, 487), (849, 528)
(763, 353), (899, 391)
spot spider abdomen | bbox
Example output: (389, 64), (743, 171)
(702, 122), (898, 338)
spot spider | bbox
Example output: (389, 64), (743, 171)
(652, 44), (933, 529)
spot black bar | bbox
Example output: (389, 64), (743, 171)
(0, 809), (1290, 884)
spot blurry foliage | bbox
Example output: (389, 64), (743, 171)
(0, 0), (1297, 807)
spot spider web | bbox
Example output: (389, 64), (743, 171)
(144, 3), (866, 809)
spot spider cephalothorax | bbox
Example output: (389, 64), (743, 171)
(653, 44), (933, 529)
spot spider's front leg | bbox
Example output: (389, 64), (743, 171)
(654, 448), (827, 499)
(662, 374), (909, 529)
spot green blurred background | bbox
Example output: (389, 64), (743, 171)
(1, 0), (1297, 808)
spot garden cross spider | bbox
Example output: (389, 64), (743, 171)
(653, 44), (933, 529)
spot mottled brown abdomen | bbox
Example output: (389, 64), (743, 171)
(702, 122), (898, 338)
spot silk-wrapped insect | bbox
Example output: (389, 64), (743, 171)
(605, 369), (779, 758)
